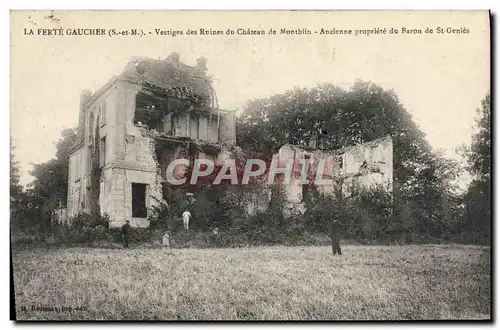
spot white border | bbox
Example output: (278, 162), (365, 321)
(2, 1), (497, 329)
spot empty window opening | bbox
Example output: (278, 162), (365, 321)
(132, 183), (148, 218)
(88, 112), (94, 144)
(99, 137), (106, 168)
(100, 101), (107, 126)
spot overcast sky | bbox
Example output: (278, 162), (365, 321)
(11, 11), (490, 185)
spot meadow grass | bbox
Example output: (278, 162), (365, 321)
(12, 244), (490, 320)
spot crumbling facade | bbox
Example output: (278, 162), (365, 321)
(275, 136), (394, 218)
(67, 53), (237, 228)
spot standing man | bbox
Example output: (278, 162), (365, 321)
(330, 219), (342, 255)
(182, 209), (192, 230)
(121, 220), (131, 248)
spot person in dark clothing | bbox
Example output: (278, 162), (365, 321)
(121, 220), (131, 248)
(330, 219), (342, 255)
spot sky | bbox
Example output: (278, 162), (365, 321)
(10, 10), (490, 186)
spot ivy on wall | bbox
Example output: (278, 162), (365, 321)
(134, 81), (213, 129)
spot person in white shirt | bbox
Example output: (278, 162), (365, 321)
(182, 209), (192, 230)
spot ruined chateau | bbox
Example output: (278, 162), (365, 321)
(66, 53), (236, 228)
(65, 52), (393, 228)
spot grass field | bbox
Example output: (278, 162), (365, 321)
(12, 244), (491, 320)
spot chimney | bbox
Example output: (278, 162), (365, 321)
(78, 90), (92, 138)
(197, 57), (207, 71)
(167, 52), (180, 66)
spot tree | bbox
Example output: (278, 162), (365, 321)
(24, 128), (77, 231)
(10, 142), (25, 230)
(463, 93), (491, 244)
(237, 81), (462, 240)
(10, 141), (22, 199)
(467, 93), (491, 182)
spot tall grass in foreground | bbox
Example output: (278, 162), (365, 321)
(12, 244), (490, 320)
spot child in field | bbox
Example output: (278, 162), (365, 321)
(162, 231), (172, 254)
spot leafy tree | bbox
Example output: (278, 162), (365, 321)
(10, 142), (25, 229)
(10, 141), (22, 199)
(463, 93), (491, 244)
(24, 128), (77, 231)
(467, 93), (491, 182)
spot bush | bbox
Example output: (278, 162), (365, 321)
(11, 179), (477, 250)
(11, 229), (46, 248)
(50, 212), (110, 245)
(302, 183), (397, 243)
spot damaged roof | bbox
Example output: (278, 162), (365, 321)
(121, 53), (215, 106)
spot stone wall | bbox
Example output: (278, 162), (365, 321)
(275, 136), (393, 218)
(67, 81), (119, 219)
(67, 147), (85, 217)
(207, 115), (219, 142)
(340, 136), (393, 195)
(51, 208), (68, 226)
(106, 81), (163, 228)
(219, 112), (237, 144)
(158, 110), (234, 144)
